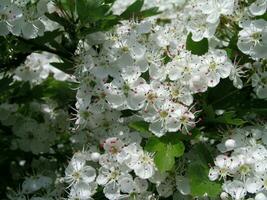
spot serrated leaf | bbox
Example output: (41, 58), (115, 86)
(167, 142), (185, 157)
(145, 134), (185, 172)
(188, 163), (221, 197)
(76, 0), (111, 23)
(120, 0), (144, 18)
(186, 33), (208, 56)
(154, 150), (175, 172)
(145, 137), (165, 152)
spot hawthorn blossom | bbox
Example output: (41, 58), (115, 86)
(237, 19), (267, 60)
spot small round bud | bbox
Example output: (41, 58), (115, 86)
(220, 192), (229, 200)
(90, 152), (100, 162)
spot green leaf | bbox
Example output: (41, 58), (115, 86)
(145, 134), (185, 172)
(186, 144), (221, 197)
(186, 33), (208, 55)
(120, 0), (144, 18)
(205, 111), (247, 126)
(154, 150), (175, 172)
(50, 58), (74, 74)
(29, 30), (63, 45)
(136, 7), (160, 19)
(76, 0), (111, 23)
(76, 0), (89, 23)
(128, 121), (153, 138)
(60, 0), (76, 14)
(188, 163), (221, 197)
(145, 137), (165, 152)
(45, 12), (70, 28)
(0, 75), (13, 100)
(104, 0), (116, 3)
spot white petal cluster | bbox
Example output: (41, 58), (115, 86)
(65, 136), (157, 200)
(14, 52), (71, 85)
(0, 101), (68, 154)
(249, 0), (267, 16)
(183, 0), (235, 42)
(209, 125), (267, 200)
(74, 16), (234, 137)
(237, 19), (267, 60)
(250, 61), (267, 99)
(0, 0), (50, 38)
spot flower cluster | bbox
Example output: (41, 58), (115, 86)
(209, 125), (267, 200)
(0, 101), (69, 154)
(14, 52), (71, 85)
(74, 16), (234, 137)
(1, 0), (267, 199)
(65, 134), (193, 200)
(65, 136), (157, 200)
(0, 0), (51, 38)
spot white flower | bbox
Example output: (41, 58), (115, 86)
(249, 0), (267, 16)
(12, 119), (56, 154)
(213, 155), (241, 178)
(200, 49), (233, 87)
(146, 100), (183, 137)
(103, 137), (124, 154)
(210, 126), (267, 199)
(142, 80), (170, 113)
(69, 182), (97, 200)
(252, 70), (267, 99)
(255, 192), (267, 200)
(208, 167), (220, 181)
(168, 82), (193, 106)
(198, 0), (235, 23)
(65, 156), (96, 187)
(229, 61), (247, 89)
(14, 52), (65, 85)
(186, 12), (219, 41)
(10, 1), (47, 39)
(237, 19), (267, 60)
(96, 165), (130, 200)
(22, 176), (52, 194)
(245, 176), (263, 194)
(222, 180), (247, 200)
(167, 50), (199, 82)
(104, 66), (149, 110)
(90, 50), (120, 79)
(0, 0), (22, 36)
(105, 31), (146, 61)
(126, 147), (156, 179)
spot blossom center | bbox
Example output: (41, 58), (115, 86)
(81, 111), (91, 119)
(159, 110), (168, 118)
(140, 153), (153, 164)
(251, 32), (262, 42)
(109, 170), (120, 180)
(209, 61), (217, 71)
(146, 92), (157, 102)
(171, 88), (180, 97)
(239, 164), (250, 176)
(123, 83), (130, 96)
